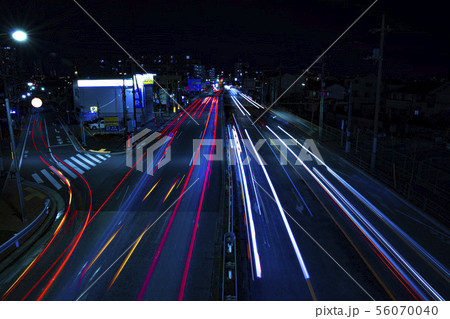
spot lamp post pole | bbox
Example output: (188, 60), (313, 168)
(1, 29), (28, 222)
(370, 15), (386, 172)
(5, 98), (26, 222)
(345, 81), (353, 153)
(1, 64), (26, 222)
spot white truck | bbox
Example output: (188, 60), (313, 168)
(87, 119), (105, 130)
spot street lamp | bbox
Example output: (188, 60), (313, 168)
(11, 30), (27, 42)
(31, 97), (43, 108)
(1, 30), (28, 222)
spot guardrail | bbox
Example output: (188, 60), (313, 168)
(222, 232), (237, 301)
(0, 198), (50, 257)
(222, 124), (237, 301)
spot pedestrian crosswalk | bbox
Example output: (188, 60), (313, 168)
(31, 153), (111, 190)
(76, 153), (96, 166)
(64, 159), (84, 174)
(85, 153), (102, 164)
(70, 157), (91, 170)
(31, 173), (44, 184)
(56, 162), (77, 179)
(41, 169), (62, 190)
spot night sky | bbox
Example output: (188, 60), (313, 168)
(1, 0), (449, 78)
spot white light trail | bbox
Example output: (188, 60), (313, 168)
(267, 125), (444, 300)
(231, 95), (250, 116)
(240, 93), (262, 109)
(244, 129), (310, 280)
(232, 126), (262, 278)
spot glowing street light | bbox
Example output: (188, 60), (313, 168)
(11, 30), (27, 42)
(31, 97), (43, 108)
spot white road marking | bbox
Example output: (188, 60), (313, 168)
(32, 173), (43, 184)
(76, 154), (96, 166)
(64, 159), (85, 174)
(71, 157), (91, 170)
(41, 169), (62, 190)
(96, 154), (107, 160)
(85, 153), (102, 163)
(57, 162), (77, 179)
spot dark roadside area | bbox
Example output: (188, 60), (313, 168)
(272, 106), (450, 227)
(0, 179), (50, 245)
(0, 117), (50, 246)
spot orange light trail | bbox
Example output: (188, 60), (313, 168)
(88, 151), (146, 223)
(142, 178), (161, 202)
(5, 116), (151, 299)
(18, 152), (147, 299)
(107, 226), (148, 290)
(163, 178), (179, 203)
(176, 174), (185, 189)
(86, 226), (123, 271)
(2, 120), (72, 300)
(36, 154), (93, 301)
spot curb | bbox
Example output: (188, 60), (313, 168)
(0, 180), (65, 274)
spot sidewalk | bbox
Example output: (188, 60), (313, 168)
(0, 179), (49, 246)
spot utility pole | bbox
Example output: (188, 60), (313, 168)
(318, 57), (325, 140)
(370, 14), (386, 172)
(131, 60), (137, 129)
(260, 71), (264, 105)
(122, 77), (128, 134)
(345, 81), (353, 153)
(132, 74), (137, 129)
(2, 60), (26, 222)
(79, 118), (86, 146)
(5, 98), (26, 222)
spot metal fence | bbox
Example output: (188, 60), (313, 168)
(0, 199), (51, 259)
(274, 108), (449, 225)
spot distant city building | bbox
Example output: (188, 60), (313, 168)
(386, 81), (450, 125)
(344, 74), (380, 117)
(234, 62), (249, 82)
(193, 64), (206, 80)
(0, 46), (18, 81)
(207, 68), (215, 80)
